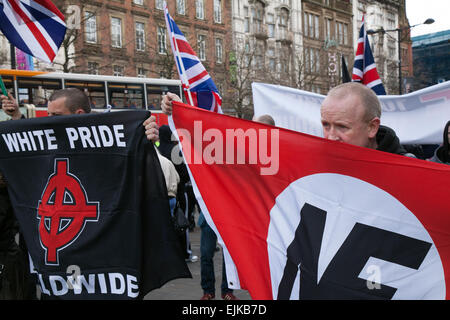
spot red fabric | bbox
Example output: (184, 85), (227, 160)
(172, 101), (450, 299)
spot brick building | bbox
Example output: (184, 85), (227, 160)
(302, 0), (354, 94)
(64, 0), (231, 88)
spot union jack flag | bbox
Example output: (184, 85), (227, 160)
(352, 15), (386, 95)
(0, 0), (66, 63)
(164, 2), (222, 113)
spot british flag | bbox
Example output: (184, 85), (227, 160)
(352, 15), (386, 95)
(164, 2), (222, 113)
(0, 0), (66, 63)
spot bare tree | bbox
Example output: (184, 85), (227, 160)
(225, 39), (260, 119)
(49, 0), (111, 73)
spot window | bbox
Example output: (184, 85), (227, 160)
(137, 67), (146, 78)
(157, 26), (166, 54)
(214, 0), (222, 23)
(177, 0), (185, 15)
(267, 48), (275, 72)
(305, 47), (320, 73)
(215, 38), (223, 64)
(279, 8), (289, 39)
(252, 3), (263, 34)
(133, 0), (143, 5)
(88, 62), (99, 75)
(111, 17), (122, 48)
(113, 65), (124, 77)
(195, 0), (204, 19)
(325, 18), (332, 40)
(388, 40), (396, 57)
(314, 15), (319, 39)
(253, 40), (264, 70)
(244, 6), (250, 33)
(84, 11), (97, 43)
(304, 12), (319, 39)
(135, 22), (145, 51)
(197, 34), (206, 61)
(267, 13), (275, 38)
(279, 9), (288, 27)
(109, 83), (144, 109)
(387, 11), (396, 29)
(336, 22), (348, 45)
(155, 0), (164, 10)
(343, 24), (348, 45)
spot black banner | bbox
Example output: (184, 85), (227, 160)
(0, 111), (191, 299)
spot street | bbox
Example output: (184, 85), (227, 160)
(144, 222), (251, 300)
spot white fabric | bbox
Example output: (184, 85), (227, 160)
(252, 81), (450, 145)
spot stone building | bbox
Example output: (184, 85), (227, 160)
(0, 0), (412, 103)
(354, 0), (413, 94)
(302, 0), (354, 94)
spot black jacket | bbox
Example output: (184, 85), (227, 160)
(376, 125), (415, 157)
(0, 183), (29, 300)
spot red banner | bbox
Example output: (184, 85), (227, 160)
(170, 101), (450, 300)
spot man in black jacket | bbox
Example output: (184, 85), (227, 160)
(0, 88), (163, 299)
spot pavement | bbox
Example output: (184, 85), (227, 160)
(144, 221), (252, 300)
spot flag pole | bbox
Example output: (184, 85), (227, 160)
(164, 2), (194, 106)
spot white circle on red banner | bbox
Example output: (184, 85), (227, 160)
(267, 173), (445, 300)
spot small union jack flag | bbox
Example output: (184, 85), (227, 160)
(164, 2), (222, 113)
(352, 15), (386, 95)
(0, 0), (66, 63)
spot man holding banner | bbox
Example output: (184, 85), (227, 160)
(0, 88), (191, 299)
(160, 82), (413, 157)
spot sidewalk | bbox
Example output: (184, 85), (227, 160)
(144, 225), (251, 300)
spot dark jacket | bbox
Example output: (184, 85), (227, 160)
(429, 121), (450, 165)
(0, 178), (29, 299)
(376, 125), (416, 157)
(157, 125), (190, 211)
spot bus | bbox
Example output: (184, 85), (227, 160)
(0, 69), (182, 125)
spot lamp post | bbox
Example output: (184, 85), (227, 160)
(367, 18), (434, 94)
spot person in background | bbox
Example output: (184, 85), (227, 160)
(429, 120), (450, 165)
(155, 147), (180, 216)
(253, 114), (275, 126)
(1, 93), (25, 120)
(157, 125), (198, 263)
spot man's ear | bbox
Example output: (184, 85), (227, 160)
(75, 109), (86, 114)
(368, 117), (380, 139)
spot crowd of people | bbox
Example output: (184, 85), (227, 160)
(1, 82), (449, 300)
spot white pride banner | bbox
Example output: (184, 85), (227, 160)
(252, 81), (450, 145)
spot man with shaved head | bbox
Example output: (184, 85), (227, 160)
(253, 114), (275, 126)
(320, 82), (414, 156)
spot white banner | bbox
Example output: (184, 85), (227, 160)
(252, 81), (450, 145)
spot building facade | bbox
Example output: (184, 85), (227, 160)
(354, 0), (412, 94)
(229, 0), (302, 117)
(302, 0), (353, 94)
(1, 0), (413, 114)
(412, 29), (450, 90)
(67, 0), (231, 82)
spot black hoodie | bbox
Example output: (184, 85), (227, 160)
(376, 125), (413, 156)
(430, 120), (450, 164)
